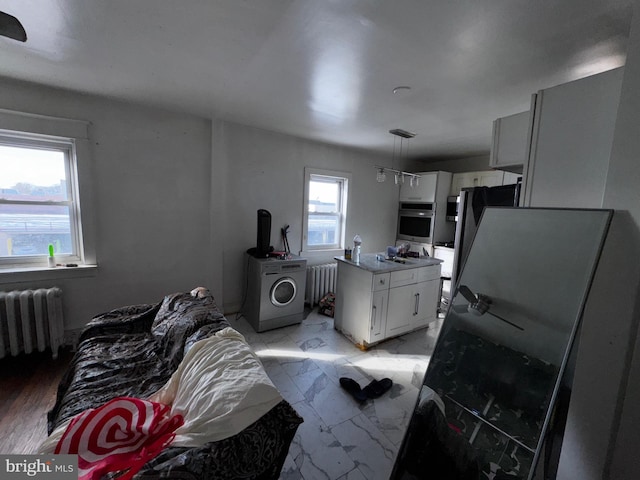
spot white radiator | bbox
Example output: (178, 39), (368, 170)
(0, 287), (64, 360)
(306, 263), (337, 306)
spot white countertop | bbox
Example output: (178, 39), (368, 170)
(335, 253), (442, 273)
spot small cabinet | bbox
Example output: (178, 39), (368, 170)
(399, 170), (452, 204)
(490, 110), (530, 173)
(450, 170), (506, 196)
(399, 171), (438, 202)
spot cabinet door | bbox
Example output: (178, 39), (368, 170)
(400, 172), (437, 202)
(522, 68), (623, 208)
(478, 171), (505, 187)
(370, 290), (388, 342)
(450, 172), (472, 196)
(490, 111), (529, 172)
(412, 279), (440, 329)
(451, 171), (505, 195)
(386, 285), (414, 337)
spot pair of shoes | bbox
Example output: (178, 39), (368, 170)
(339, 377), (393, 403)
(339, 377), (367, 403)
(363, 378), (393, 399)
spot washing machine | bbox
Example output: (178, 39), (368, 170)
(243, 253), (307, 332)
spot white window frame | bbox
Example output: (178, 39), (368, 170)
(0, 109), (94, 271)
(302, 167), (351, 253)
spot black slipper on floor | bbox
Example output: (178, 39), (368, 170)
(363, 378), (393, 399)
(339, 377), (367, 403)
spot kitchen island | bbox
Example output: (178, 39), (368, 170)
(334, 254), (442, 349)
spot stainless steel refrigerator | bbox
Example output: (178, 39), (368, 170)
(451, 183), (520, 289)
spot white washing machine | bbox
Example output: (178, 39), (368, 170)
(243, 253), (307, 332)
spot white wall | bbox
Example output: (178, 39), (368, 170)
(0, 78), (402, 328)
(213, 121), (401, 313)
(0, 78), (214, 330)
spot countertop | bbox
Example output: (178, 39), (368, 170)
(335, 253), (442, 273)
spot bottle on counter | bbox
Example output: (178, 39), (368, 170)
(353, 234), (362, 263)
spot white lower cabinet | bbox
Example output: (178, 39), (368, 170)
(387, 275), (440, 337)
(370, 289), (388, 342)
(413, 278), (440, 329)
(335, 259), (441, 349)
(386, 284), (414, 337)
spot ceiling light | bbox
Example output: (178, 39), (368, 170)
(388, 128), (416, 138)
(373, 129), (420, 186)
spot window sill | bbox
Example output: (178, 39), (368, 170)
(0, 264), (98, 284)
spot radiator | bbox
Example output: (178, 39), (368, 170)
(0, 287), (64, 360)
(306, 263), (337, 306)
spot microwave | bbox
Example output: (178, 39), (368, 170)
(397, 202), (434, 243)
(446, 195), (459, 222)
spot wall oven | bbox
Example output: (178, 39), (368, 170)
(397, 202), (435, 244)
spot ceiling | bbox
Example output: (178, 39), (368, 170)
(0, 0), (632, 160)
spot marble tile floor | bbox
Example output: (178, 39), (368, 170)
(231, 310), (444, 480)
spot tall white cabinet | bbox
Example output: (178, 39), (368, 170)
(502, 66), (626, 480)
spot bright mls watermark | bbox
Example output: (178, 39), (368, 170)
(1, 455), (77, 479)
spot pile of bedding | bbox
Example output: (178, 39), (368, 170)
(43, 288), (302, 480)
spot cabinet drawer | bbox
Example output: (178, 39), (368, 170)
(418, 265), (442, 282)
(373, 273), (390, 291)
(390, 269), (419, 288)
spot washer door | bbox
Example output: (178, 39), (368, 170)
(270, 277), (297, 307)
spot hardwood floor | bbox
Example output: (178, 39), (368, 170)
(0, 348), (73, 454)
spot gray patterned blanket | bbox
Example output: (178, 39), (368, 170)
(46, 289), (302, 480)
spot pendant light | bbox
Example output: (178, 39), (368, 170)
(374, 129), (420, 186)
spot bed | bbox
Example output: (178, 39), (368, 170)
(42, 287), (303, 480)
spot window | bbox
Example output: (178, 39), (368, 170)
(303, 168), (350, 251)
(0, 131), (84, 267)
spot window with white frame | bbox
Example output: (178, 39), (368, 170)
(0, 131), (84, 267)
(303, 168), (350, 251)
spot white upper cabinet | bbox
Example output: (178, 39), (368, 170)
(399, 171), (438, 202)
(450, 170), (506, 196)
(490, 110), (530, 173)
(522, 68), (624, 208)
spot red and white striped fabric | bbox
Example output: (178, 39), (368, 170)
(55, 397), (184, 480)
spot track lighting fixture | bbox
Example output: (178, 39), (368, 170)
(373, 129), (420, 186)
